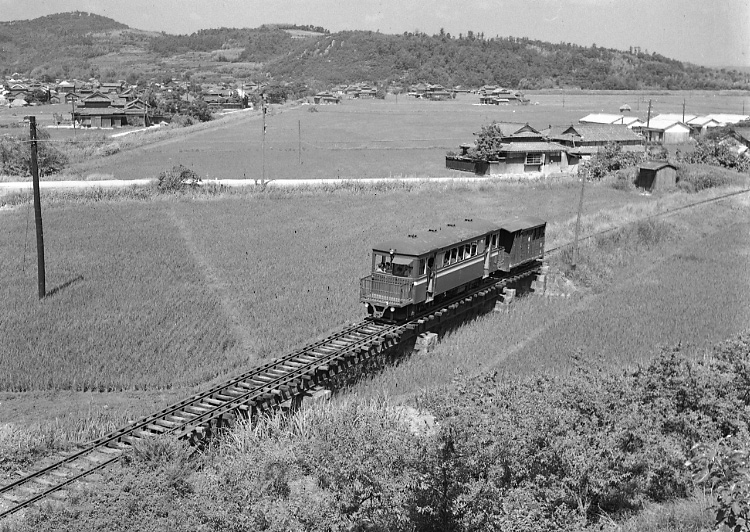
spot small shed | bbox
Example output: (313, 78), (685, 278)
(619, 104), (631, 112)
(636, 161), (678, 192)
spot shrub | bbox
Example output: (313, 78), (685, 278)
(689, 437), (750, 532)
(586, 142), (645, 180)
(677, 165), (739, 192)
(679, 137), (750, 173)
(0, 129), (68, 177)
(94, 141), (120, 157)
(156, 164), (202, 192)
(611, 168), (636, 191)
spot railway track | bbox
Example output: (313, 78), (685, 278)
(0, 264), (539, 520)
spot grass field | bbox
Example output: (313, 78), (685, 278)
(2, 176), (748, 395)
(3, 90), (747, 182)
(2, 179), (642, 392)
(346, 195), (750, 399)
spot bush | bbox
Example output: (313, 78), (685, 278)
(679, 137), (750, 173)
(0, 129), (68, 177)
(93, 141), (121, 157)
(676, 165), (744, 193)
(586, 142), (645, 180)
(156, 164), (202, 192)
(611, 168), (636, 191)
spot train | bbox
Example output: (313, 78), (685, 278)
(359, 216), (547, 321)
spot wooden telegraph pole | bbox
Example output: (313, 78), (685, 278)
(572, 164), (586, 271)
(27, 116), (46, 299)
(261, 96), (267, 182)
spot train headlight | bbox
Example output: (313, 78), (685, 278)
(390, 307), (395, 312)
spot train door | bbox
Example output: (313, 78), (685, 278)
(483, 234), (492, 277)
(426, 254), (436, 300)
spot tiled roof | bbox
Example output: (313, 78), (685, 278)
(555, 124), (643, 142)
(499, 141), (567, 153)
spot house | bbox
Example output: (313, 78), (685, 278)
(731, 127), (750, 149)
(550, 124), (645, 156)
(686, 116), (721, 135)
(652, 113), (698, 124)
(100, 81), (124, 93)
(72, 96), (152, 128)
(55, 80), (77, 94)
(579, 113), (644, 128)
(423, 85), (453, 101)
(77, 91), (115, 108)
(446, 123), (570, 175)
(637, 118), (691, 144)
(483, 141), (571, 175)
(705, 114), (750, 126)
(579, 113), (629, 125)
(313, 91), (340, 104)
(635, 161), (678, 192)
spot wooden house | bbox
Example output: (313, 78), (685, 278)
(637, 118), (691, 144)
(313, 92), (340, 104)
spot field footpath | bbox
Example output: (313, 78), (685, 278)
(0, 173), (561, 193)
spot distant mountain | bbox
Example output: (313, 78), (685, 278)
(1, 12), (748, 92)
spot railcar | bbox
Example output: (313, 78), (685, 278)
(359, 216), (547, 321)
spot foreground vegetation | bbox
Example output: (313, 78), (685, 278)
(8, 332), (748, 531)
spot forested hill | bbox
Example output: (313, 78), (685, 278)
(1, 12), (748, 91)
(269, 30), (749, 90)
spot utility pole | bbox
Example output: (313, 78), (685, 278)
(682, 98), (686, 123)
(71, 98), (77, 137)
(27, 116), (46, 299)
(261, 96), (267, 182)
(572, 164), (586, 271)
(645, 99), (652, 149)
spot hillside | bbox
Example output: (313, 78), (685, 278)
(1, 12), (748, 91)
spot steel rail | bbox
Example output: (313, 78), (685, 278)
(0, 320), (394, 519)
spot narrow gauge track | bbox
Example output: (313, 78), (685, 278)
(0, 263), (539, 520)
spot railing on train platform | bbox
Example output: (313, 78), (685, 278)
(360, 273), (413, 306)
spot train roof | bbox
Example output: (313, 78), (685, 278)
(372, 218), (500, 256)
(497, 215), (547, 232)
(372, 216), (547, 257)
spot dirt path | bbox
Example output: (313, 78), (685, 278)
(167, 205), (257, 358)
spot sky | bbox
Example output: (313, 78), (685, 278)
(1, 0), (748, 68)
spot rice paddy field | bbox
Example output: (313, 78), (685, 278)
(2, 177), (749, 399)
(5, 89), (746, 182)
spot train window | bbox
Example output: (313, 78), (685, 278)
(450, 248), (458, 264)
(471, 242), (478, 256)
(485, 235), (491, 248)
(457, 246), (464, 261)
(392, 263), (412, 277)
(374, 253), (391, 273)
(443, 253), (450, 267)
(492, 234), (498, 247)
(419, 259), (426, 275)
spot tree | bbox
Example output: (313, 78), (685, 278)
(186, 99), (213, 122)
